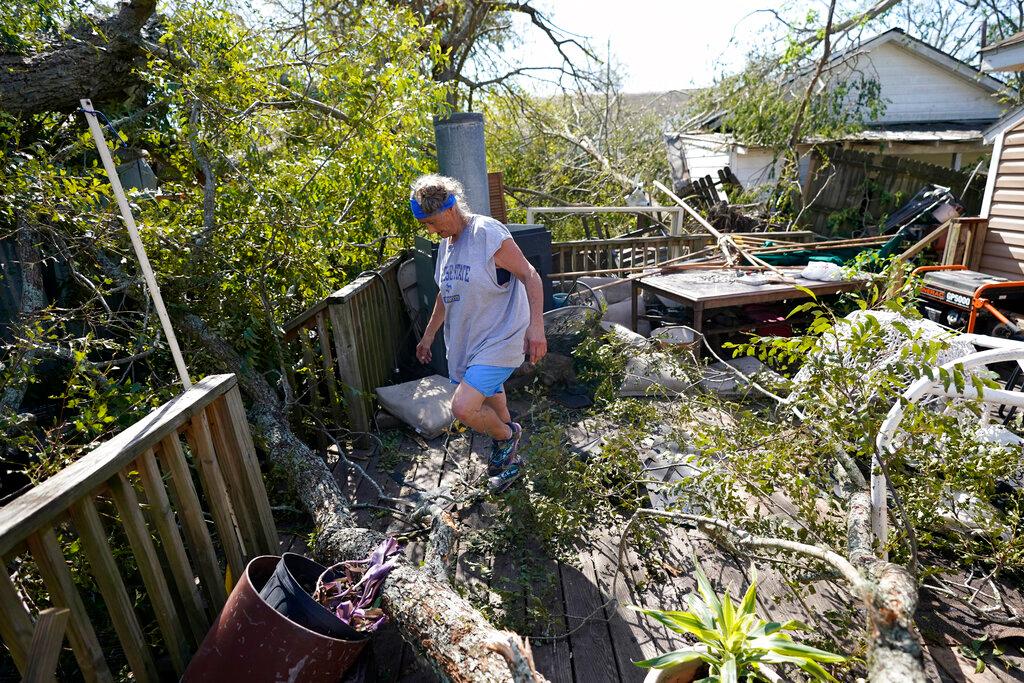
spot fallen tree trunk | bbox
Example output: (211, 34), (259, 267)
(0, 0), (156, 115)
(180, 314), (545, 682)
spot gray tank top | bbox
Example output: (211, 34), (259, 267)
(435, 215), (529, 382)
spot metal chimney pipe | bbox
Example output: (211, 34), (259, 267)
(433, 112), (491, 216)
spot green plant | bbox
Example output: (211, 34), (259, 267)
(632, 560), (845, 682)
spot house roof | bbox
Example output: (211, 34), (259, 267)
(828, 28), (1005, 93)
(983, 104), (1024, 143)
(980, 29), (1024, 72)
(808, 124), (992, 145)
(981, 30), (1024, 53)
(693, 28), (1008, 134)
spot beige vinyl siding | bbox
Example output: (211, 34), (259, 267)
(983, 121), (1024, 279)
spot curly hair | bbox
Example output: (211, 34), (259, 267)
(410, 174), (472, 218)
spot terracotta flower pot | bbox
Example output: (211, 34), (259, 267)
(182, 555), (367, 683)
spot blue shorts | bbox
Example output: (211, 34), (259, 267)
(453, 364), (517, 397)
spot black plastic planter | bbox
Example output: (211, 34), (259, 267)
(259, 552), (369, 641)
(182, 555), (367, 682)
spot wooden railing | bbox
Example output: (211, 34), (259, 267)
(942, 216), (989, 269)
(0, 374), (277, 682)
(283, 255), (412, 435)
(551, 231), (817, 277)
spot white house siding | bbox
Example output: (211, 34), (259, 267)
(982, 118), (1024, 279)
(674, 134), (731, 182)
(839, 41), (1004, 125)
(731, 149), (784, 192)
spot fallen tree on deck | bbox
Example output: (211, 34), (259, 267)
(180, 312), (547, 682)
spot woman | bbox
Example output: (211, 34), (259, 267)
(411, 174), (547, 493)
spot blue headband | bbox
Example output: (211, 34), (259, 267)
(411, 194), (456, 219)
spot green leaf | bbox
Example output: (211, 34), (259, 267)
(634, 649), (709, 670)
(693, 557), (723, 620)
(738, 580), (758, 618)
(720, 592), (735, 634)
(719, 655), (737, 683)
(797, 658), (840, 683)
(634, 608), (720, 642)
(794, 285), (818, 301)
(749, 637), (845, 663)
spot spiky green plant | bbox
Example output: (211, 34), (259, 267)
(631, 560), (846, 683)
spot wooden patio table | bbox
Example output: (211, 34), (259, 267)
(630, 266), (868, 354)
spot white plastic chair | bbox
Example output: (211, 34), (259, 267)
(873, 335), (1024, 552)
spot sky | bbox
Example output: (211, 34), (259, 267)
(508, 0), (787, 93)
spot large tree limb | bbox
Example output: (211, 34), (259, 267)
(178, 313), (546, 682)
(0, 0), (157, 115)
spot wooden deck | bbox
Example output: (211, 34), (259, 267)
(277, 396), (1024, 682)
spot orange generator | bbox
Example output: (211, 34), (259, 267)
(914, 265), (1024, 338)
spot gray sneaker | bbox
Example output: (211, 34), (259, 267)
(488, 422), (522, 477)
(488, 459), (523, 494)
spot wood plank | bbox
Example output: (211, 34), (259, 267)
(315, 312), (345, 427)
(219, 388), (279, 555)
(560, 556), (618, 682)
(135, 448), (209, 642)
(69, 496), (160, 682)
(589, 530), (677, 665)
(580, 542), (645, 683)
(108, 472), (190, 674)
(21, 607), (69, 683)
(399, 437), (449, 567)
(329, 301), (371, 434)
(0, 564), (35, 674)
(970, 219), (990, 270)
(942, 220), (962, 265)
(299, 331), (322, 413)
(203, 400), (259, 558)
(157, 435), (227, 609)
(528, 558), (573, 683)
(183, 414), (247, 582)
(0, 375), (237, 557)
(27, 527), (113, 682)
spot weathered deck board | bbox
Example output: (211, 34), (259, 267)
(289, 421), (1024, 683)
(561, 555), (619, 682)
(529, 557), (574, 683)
(579, 545), (646, 683)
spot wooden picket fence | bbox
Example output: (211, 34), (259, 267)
(0, 374), (276, 681)
(802, 146), (985, 235)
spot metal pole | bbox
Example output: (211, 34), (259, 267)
(80, 98), (193, 390)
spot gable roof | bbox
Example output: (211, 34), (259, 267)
(695, 28), (1007, 134)
(828, 28), (1005, 93)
